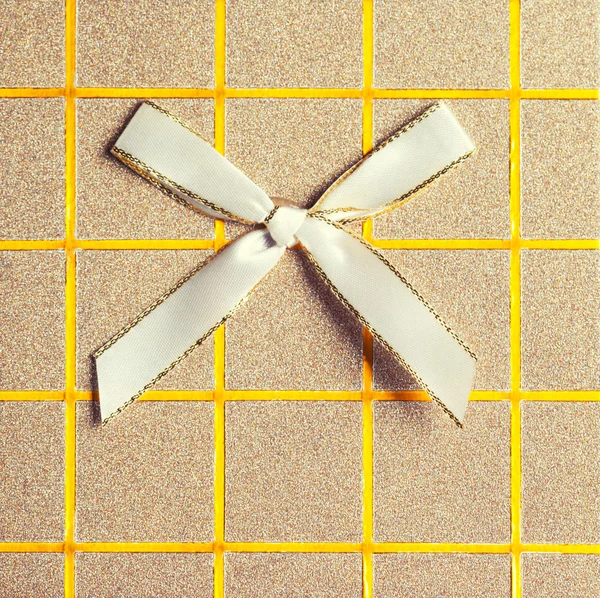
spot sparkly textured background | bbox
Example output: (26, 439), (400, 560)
(0, 1), (599, 597)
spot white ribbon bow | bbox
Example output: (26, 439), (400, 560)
(95, 101), (477, 426)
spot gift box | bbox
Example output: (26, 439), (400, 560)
(0, 1), (598, 596)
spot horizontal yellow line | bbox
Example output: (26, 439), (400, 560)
(0, 391), (64, 401)
(74, 390), (214, 401)
(373, 89), (510, 99)
(225, 88), (364, 98)
(0, 240), (65, 250)
(74, 88), (216, 98)
(372, 543), (511, 554)
(521, 391), (600, 401)
(521, 239), (600, 250)
(0, 88), (65, 97)
(2, 542), (597, 555)
(75, 239), (215, 250)
(0, 87), (597, 100)
(2, 239), (597, 252)
(2, 390), (598, 402)
(521, 89), (599, 100)
(370, 239), (511, 250)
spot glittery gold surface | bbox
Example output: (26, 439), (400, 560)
(521, 100), (600, 239)
(521, 0), (600, 89)
(373, 401), (511, 543)
(0, 553), (64, 598)
(75, 553), (214, 597)
(226, 0), (362, 88)
(521, 251), (600, 390)
(0, 0), (64, 87)
(226, 250), (363, 390)
(521, 402), (600, 544)
(76, 99), (214, 240)
(225, 98), (363, 238)
(0, 99), (65, 240)
(0, 251), (65, 389)
(373, 100), (510, 239)
(76, 401), (214, 542)
(0, 402), (64, 541)
(373, 0), (510, 89)
(225, 401), (362, 542)
(225, 553), (363, 597)
(521, 553), (600, 598)
(373, 250), (510, 391)
(374, 553), (511, 597)
(76, 0), (214, 88)
(76, 249), (214, 391)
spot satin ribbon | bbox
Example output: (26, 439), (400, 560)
(96, 101), (477, 426)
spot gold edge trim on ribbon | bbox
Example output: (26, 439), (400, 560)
(144, 100), (208, 140)
(331, 149), (475, 224)
(111, 147), (256, 225)
(309, 102), (444, 215)
(100, 303), (240, 426)
(300, 246), (463, 428)
(97, 238), (281, 425)
(307, 213), (478, 363)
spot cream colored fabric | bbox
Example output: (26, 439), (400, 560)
(97, 101), (476, 425)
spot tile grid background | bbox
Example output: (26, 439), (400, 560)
(0, 0), (598, 597)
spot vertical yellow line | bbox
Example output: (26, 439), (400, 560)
(214, 1), (227, 596)
(362, 2), (374, 597)
(509, 1), (522, 596)
(64, 0), (77, 595)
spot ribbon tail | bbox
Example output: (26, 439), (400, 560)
(95, 229), (285, 424)
(297, 216), (476, 425)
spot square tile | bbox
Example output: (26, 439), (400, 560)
(521, 100), (600, 239)
(224, 98), (363, 238)
(76, 401), (214, 542)
(226, 0), (362, 88)
(521, 554), (600, 598)
(76, 99), (214, 240)
(75, 553), (213, 598)
(0, 0), (64, 87)
(76, 249), (214, 391)
(374, 554), (511, 598)
(225, 553), (363, 598)
(225, 401), (362, 542)
(226, 250), (363, 391)
(373, 250), (511, 392)
(521, 402), (600, 544)
(373, 0), (510, 89)
(0, 99), (65, 240)
(76, 0), (214, 87)
(372, 100), (510, 239)
(0, 553), (64, 598)
(0, 402), (64, 542)
(373, 401), (511, 543)
(0, 251), (65, 390)
(521, 251), (600, 390)
(521, 0), (599, 89)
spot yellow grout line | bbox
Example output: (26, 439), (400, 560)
(2, 87), (599, 100)
(63, 0), (77, 595)
(3, 238), (599, 252)
(362, 2), (374, 597)
(509, 1), (523, 596)
(2, 540), (599, 554)
(213, 1), (227, 596)
(3, 389), (599, 402)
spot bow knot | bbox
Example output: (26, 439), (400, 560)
(265, 205), (308, 247)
